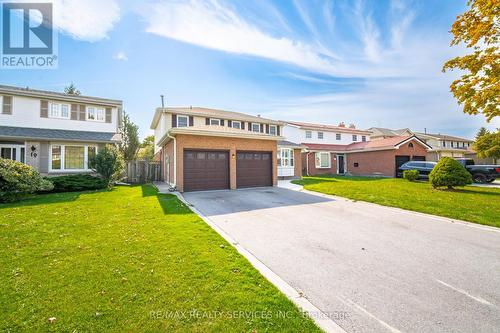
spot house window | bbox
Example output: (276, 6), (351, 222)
(49, 102), (70, 119)
(336, 133), (341, 140)
(0, 145), (25, 163)
(177, 115), (189, 127)
(278, 148), (294, 167)
(50, 144), (97, 171)
(269, 125), (277, 135)
(251, 123), (260, 132)
(315, 152), (331, 168)
(408, 142), (414, 148)
(318, 132), (324, 139)
(86, 106), (105, 122)
(305, 130), (312, 139)
(442, 141), (446, 147)
(231, 121), (241, 129)
(210, 118), (221, 126)
(352, 135), (357, 142)
(362, 136), (366, 142)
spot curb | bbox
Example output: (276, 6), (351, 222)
(168, 190), (346, 333)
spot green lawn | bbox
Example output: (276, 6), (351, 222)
(293, 176), (500, 228)
(0, 185), (320, 332)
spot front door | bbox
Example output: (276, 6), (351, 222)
(337, 154), (345, 174)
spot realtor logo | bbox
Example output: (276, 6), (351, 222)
(1, 2), (58, 69)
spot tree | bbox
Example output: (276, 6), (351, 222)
(442, 0), (499, 121)
(118, 111), (140, 162)
(474, 128), (500, 162)
(89, 145), (125, 188)
(429, 157), (472, 189)
(64, 83), (81, 95)
(137, 135), (155, 160)
(475, 127), (489, 140)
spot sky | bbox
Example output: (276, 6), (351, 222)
(1, 0), (499, 139)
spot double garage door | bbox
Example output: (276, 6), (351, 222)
(183, 150), (272, 192)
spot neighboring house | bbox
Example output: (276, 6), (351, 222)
(413, 132), (474, 161)
(150, 107), (285, 192)
(0, 84), (122, 175)
(283, 121), (431, 177)
(368, 127), (413, 140)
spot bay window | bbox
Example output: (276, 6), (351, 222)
(50, 144), (97, 171)
(278, 148), (294, 167)
(86, 106), (105, 122)
(49, 102), (70, 119)
(315, 152), (331, 168)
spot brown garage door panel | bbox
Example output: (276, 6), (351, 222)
(184, 150), (229, 192)
(236, 151), (272, 188)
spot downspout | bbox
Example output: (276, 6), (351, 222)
(306, 151), (312, 176)
(167, 132), (177, 191)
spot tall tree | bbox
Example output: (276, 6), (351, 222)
(137, 135), (155, 160)
(474, 128), (500, 162)
(118, 111), (140, 162)
(442, 0), (499, 121)
(64, 83), (81, 95)
(475, 127), (489, 140)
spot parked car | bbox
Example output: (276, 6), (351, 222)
(397, 161), (437, 179)
(455, 158), (500, 183)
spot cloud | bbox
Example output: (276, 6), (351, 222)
(53, 0), (120, 41)
(113, 51), (128, 61)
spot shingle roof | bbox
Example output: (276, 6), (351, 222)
(0, 126), (120, 143)
(286, 121), (372, 134)
(414, 132), (473, 142)
(278, 140), (304, 148)
(303, 136), (431, 152)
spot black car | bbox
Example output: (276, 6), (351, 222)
(455, 158), (500, 183)
(397, 161), (437, 179)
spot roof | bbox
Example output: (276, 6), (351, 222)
(368, 127), (413, 137)
(0, 126), (120, 143)
(150, 107), (282, 129)
(414, 132), (473, 142)
(285, 121), (372, 134)
(278, 140), (305, 148)
(303, 135), (432, 152)
(0, 84), (122, 106)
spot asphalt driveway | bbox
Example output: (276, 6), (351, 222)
(183, 187), (500, 332)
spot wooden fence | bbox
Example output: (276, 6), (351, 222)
(125, 160), (162, 183)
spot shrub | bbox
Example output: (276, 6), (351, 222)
(0, 158), (53, 202)
(403, 169), (419, 182)
(45, 174), (106, 193)
(89, 145), (125, 188)
(429, 157), (472, 189)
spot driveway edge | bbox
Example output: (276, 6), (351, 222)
(171, 191), (346, 333)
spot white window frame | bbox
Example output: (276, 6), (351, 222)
(231, 121), (241, 129)
(305, 130), (312, 139)
(86, 106), (105, 122)
(278, 148), (294, 167)
(315, 152), (331, 169)
(269, 124), (277, 135)
(0, 144), (25, 163)
(352, 134), (358, 142)
(362, 135), (366, 142)
(210, 118), (221, 126)
(317, 132), (324, 139)
(251, 123), (261, 132)
(336, 133), (341, 140)
(49, 144), (98, 172)
(49, 102), (70, 119)
(176, 115), (189, 127)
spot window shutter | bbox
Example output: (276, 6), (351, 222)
(189, 116), (194, 126)
(248, 122), (252, 131)
(2, 96), (12, 114)
(70, 104), (78, 120)
(260, 124), (264, 133)
(265, 124), (269, 134)
(105, 108), (112, 123)
(172, 114), (177, 127)
(79, 104), (86, 121)
(241, 122), (245, 130)
(205, 117), (210, 125)
(227, 120), (232, 127)
(220, 119), (225, 126)
(40, 100), (48, 118)
(277, 126), (280, 136)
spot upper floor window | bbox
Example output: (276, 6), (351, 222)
(86, 106), (105, 122)
(362, 136), (366, 142)
(251, 123), (260, 132)
(336, 133), (341, 140)
(210, 118), (221, 126)
(177, 115), (189, 127)
(317, 132), (324, 139)
(50, 102), (70, 119)
(269, 125), (277, 135)
(352, 134), (358, 142)
(231, 121), (241, 129)
(305, 130), (312, 139)
(442, 141), (446, 147)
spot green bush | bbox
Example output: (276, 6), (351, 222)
(89, 145), (125, 188)
(0, 158), (53, 202)
(45, 174), (106, 193)
(403, 169), (419, 181)
(429, 157), (472, 189)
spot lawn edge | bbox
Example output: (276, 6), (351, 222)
(159, 188), (345, 333)
(293, 183), (500, 234)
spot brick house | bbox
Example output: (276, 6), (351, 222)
(150, 107), (291, 192)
